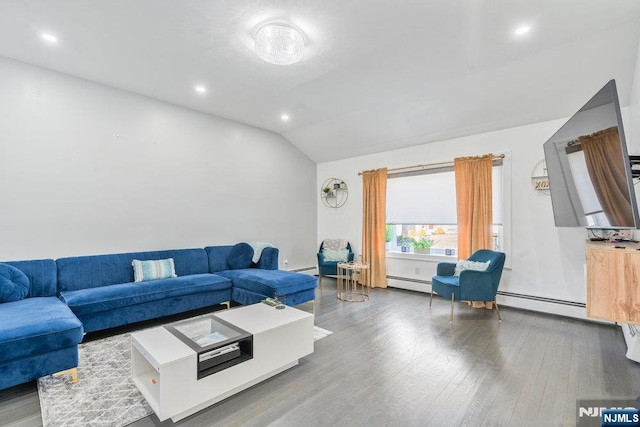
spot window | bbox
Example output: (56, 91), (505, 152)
(386, 161), (504, 257)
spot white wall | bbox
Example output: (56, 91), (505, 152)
(0, 57), (317, 269)
(629, 38), (640, 151)
(317, 118), (610, 318)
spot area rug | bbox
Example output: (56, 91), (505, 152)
(38, 324), (332, 427)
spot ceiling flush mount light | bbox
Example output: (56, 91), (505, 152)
(194, 85), (207, 94)
(41, 33), (58, 43)
(255, 24), (304, 65)
(514, 26), (530, 36)
(281, 114), (290, 121)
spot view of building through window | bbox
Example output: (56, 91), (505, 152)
(386, 224), (503, 257)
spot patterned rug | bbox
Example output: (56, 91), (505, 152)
(38, 324), (333, 427)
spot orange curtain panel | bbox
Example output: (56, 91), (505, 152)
(361, 168), (388, 288)
(454, 154), (493, 260)
(580, 127), (635, 227)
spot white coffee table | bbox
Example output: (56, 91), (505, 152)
(130, 303), (314, 422)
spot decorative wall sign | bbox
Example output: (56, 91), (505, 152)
(531, 159), (550, 198)
(320, 178), (348, 208)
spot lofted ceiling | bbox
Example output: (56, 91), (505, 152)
(0, 1), (639, 163)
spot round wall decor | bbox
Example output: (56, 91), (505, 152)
(320, 178), (348, 208)
(531, 159), (550, 198)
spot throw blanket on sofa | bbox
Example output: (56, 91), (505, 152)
(248, 242), (275, 263)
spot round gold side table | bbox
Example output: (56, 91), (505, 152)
(337, 262), (370, 302)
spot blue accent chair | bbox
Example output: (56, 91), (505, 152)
(430, 249), (506, 323)
(317, 241), (354, 287)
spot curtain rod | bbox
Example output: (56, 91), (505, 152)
(357, 153), (505, 176)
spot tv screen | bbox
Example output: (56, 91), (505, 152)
(543, 80), (639, 228)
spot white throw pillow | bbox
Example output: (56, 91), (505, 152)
(322, 248), (349, 262)
(453, 259), (490, 277)
(132, 258), (177, 282)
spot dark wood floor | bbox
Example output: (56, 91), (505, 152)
(2, 279), (639, 427)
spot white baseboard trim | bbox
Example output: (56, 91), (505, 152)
(289, 266), (317, 275)
(495, 294), (590, 321)
(387, 276), (607, 323)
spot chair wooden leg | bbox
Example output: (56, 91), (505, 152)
(450, 294), (454, 323)
(429, 289), (433, 308)
(318, 275), (323, 288)
(494, 300), (502, 322)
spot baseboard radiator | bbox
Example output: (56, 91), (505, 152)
(387, 275), (430, 285)
(387, 275), (586, 308)
(496, 291), (585, 308)
(290, 266), (317, 273)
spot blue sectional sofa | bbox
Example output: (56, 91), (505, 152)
(57, 248), (233, 333)
(0, 260), (84, 391)
(0, 243), (317, 390)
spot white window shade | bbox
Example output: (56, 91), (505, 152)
(386, 166), (503, 225)
(386, 171), (457, 224)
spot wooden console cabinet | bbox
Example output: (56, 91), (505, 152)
(586, 241), (640, 324)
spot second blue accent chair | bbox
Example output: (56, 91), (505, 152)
(317, 241), (354, 287)
(430, 249), (506, 323)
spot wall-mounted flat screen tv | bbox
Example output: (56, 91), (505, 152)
(543, 79), (639, 228)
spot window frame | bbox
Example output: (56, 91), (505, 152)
(385, 154), (512, 268)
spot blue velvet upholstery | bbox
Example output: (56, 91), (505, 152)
(0, 345), (80, 391)
(431, 249), (506, 322)
(56, 248), (231, 333)
(57, 248), (209, 292)
(0, 243), (307, 391)
(0, 298), (83, 363)
(217, 269), (317, 297)
(231, 286), (316, 307)
(60, 274), (231, 316)
(4, 259), (57, 297)
(205, 246), (234, 272)
(227, 243), (254, 269)
(205, 246), (279, 272)
(0, 263), (30, 302)
(255, 247), (279, 270)
(317, 241), (354, 280)
(76, 289), (232, 333)
(207, 245), (316, 306)
(0, 259), (82, 390)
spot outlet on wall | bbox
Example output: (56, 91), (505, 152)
(283, 259), (288, 266)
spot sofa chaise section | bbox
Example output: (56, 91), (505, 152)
(0, 260), (83, 391)
(57, 248), (232, 333)
(218, 269), (317, 306)
(205, 245), (317, 307)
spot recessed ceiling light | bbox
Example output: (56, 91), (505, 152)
(194, 85), (207, 94)
(514, 26), (530, 36)
(41, 33), (58, 43)
(281, 114), (290, 121)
